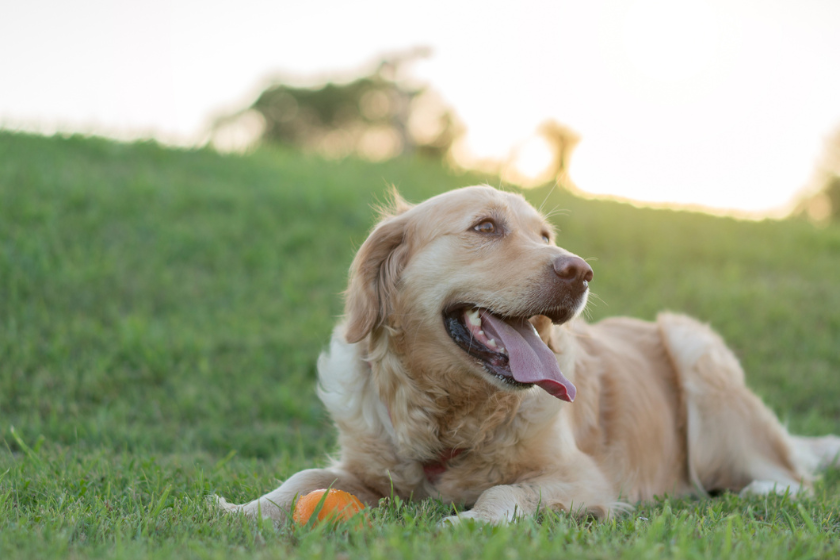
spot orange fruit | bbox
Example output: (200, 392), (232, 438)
(292, 489), (365, 526)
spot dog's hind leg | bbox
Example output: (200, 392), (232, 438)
(658, 313), (813, 498)
(214, 466), (382, 525)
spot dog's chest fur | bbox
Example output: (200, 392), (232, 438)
(317, 324), (574, 504)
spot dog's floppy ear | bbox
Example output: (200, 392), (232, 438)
(344, 191), (413, 344)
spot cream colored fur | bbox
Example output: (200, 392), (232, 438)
(217, 185), (840, 525)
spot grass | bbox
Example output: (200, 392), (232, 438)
(1, 131), (840, 559)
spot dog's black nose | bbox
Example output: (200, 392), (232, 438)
(553, 256), (593, 285)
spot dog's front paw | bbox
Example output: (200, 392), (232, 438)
(439, 510), (480, 528)
(209, 494), (242, 514)
(210, 494), (293, 525)
(439, 508), (520, 527)
(739, 480), (807, 498)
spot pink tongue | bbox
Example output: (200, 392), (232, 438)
(480, 312), (576, 402)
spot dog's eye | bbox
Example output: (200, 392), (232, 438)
(542, 233), (551, 244)
(473, 220), (496, 234)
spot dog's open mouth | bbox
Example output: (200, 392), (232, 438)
(444, 306), (576, 402)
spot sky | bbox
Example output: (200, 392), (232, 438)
(2, 0), (839, 216)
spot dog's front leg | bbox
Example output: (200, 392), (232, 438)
(215, 467), (381, 525)
(441, 470), (624, 526)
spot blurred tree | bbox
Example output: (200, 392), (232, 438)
(538, 120), (580, 189)
(817, 176), (840, 220)
(212, 48), (462, 161)
(797, 125), (840, 222)
(498, 120), (580, 188)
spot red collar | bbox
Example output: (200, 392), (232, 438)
(422, 448), (464, 483)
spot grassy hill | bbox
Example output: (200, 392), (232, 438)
(2, 131), (840, 559)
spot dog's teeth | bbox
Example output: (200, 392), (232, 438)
(467, 309), (482, 326)
(487, 339), (497, 348)
(478, 330), (484, 336)
(499, 347), (507, 355)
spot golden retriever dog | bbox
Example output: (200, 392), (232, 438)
(218, 185), (840, 524)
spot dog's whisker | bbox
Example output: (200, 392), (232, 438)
(586, 291), (607, 309)
(543, 207), (571, 221)
(537, 184), (557, 215)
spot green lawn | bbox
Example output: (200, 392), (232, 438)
(2, 131), (840, 559)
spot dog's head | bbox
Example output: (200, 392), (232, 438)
(344, 185), (591, 402)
